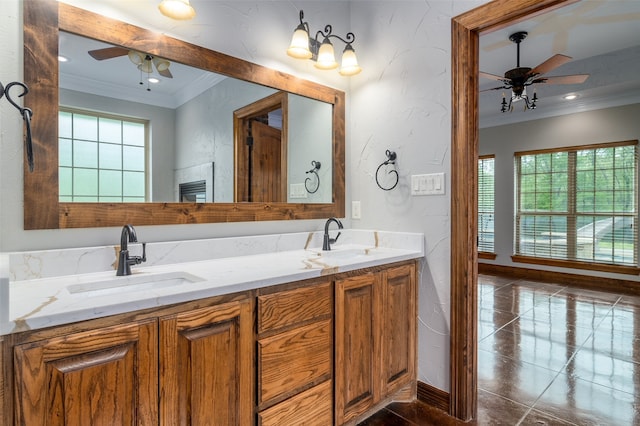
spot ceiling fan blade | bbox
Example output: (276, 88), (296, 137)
(538, 74), (589, 85)
(530, 54), (572, 76)
(479, 71), (505, 81)
(480, 86), (506, 92)
(88, 47), (129, 60)
(158, 68), (173, 78)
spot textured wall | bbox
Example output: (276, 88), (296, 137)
(349, 0), (488, 391)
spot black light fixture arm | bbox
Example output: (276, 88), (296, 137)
(305, 160), (321, 194)
(297, 10), (356, 59)
(1, 81), (34, 172)
(375, 150), (399, 191)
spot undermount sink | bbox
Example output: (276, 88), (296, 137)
(316, 247), (370, 260)
(67, 271), (205, 296)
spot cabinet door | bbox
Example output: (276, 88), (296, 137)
(159, 299), (253, 426)
(14, 320), (158, 426)
(335, 273), (381, 425)
(382, 264), (416, 396)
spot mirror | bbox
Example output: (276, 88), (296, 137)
(58, 32), (334, 204)
(23, 0), (345, 229)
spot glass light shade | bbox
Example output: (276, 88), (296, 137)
(315, 39), (338, 70)
(153, 58), (170, 72)
(138, 60), (153, 74)
(158, 0), (196, 20)
(339, 45), (361, 76)
(287, 27), (312, 59)
(128, 50), (144, 65)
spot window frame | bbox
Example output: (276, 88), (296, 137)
(513, 140), (640, 275)
(478, 154), (496, 259)
(58, 107), (150, 203)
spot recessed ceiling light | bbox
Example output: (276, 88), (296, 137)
(58, 55), (69, 62)
(148, 77), (160, 84)
(563, 94), (578, 100)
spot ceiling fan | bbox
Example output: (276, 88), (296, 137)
(480, 31), (589, 112)
(88, 47), (173, 79)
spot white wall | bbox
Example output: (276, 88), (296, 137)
(0, 0), (490, 394)
(480, 103), (640, 281)
(350, 0), (489, 391)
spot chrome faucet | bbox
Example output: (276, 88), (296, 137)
(322, 217), (343, 251)
(116, 224), (146, 276)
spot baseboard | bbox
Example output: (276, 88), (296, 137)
(479, 263), (640, 296)
(417, 381), (449, 413)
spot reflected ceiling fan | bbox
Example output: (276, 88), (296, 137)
(88, 47), (173, 79)
(480, 31), (589, 112)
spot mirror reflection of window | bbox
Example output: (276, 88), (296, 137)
(58, 109), (147, 202)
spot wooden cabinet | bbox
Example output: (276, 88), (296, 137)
(335, 272), (381, 425)
(256, 280), (333, 426)
(13, 320), (158, 425)
(381, 264), (416, 396)
(11, 297), (253, 426)
(5, 261), (416, 426)
(160, 299), (254, 425)
(335, 263), (416, 425)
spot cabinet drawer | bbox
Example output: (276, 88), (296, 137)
(258, 380), (333, 426)
(258, 281), (332, 333)
(258, 319), (332, 406)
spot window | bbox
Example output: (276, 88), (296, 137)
(514, 141), (638, 268)
(59, 109), (148, 202)
(478, 155), (495, 254)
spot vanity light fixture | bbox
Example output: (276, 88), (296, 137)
(158, 0), (196, 20)
(287, 10), (361, 76)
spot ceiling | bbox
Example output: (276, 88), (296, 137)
(479, 0), (640, 128)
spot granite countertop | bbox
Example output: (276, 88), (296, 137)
(1, 230), (424, 335)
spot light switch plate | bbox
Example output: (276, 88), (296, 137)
(411, 173), (445, 195)
(289, 183), (307, 199)
(352, 201), (361, 219)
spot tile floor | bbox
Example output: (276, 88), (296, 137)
(360, 273), (640, 425)
(477, 273), (640, 425)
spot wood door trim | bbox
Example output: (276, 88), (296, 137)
(450, 0), (575, 421)
(233, 91), (288, 202)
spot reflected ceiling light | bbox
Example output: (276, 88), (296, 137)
(148, 77), (160, 84)
(58, 55), (69, 62)
(158, 0), (196, 20)
(286, 10), (361, 76)
(563, 94), (579, 100)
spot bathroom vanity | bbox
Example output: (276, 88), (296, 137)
(0, 230), (422, 425)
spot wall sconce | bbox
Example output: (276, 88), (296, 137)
(287, 10), (362, 76)
(158, 0), (196, 20)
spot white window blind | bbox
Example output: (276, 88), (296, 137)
(59, 109), (148, 202)
(514, 141), (638, 266)
(478, 155), (495, 253)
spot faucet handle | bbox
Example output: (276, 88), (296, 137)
(331, 231), (342, 244)
(130, 243), (147, 266)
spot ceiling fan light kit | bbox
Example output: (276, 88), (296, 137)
(88, 47), (174, 92)
(481, 31), (589, 114)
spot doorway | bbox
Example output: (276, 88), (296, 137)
(450, 0), (575, 421)
(234, 92), (288, 202)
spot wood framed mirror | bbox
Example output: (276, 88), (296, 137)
(23, 0), (345, 229)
